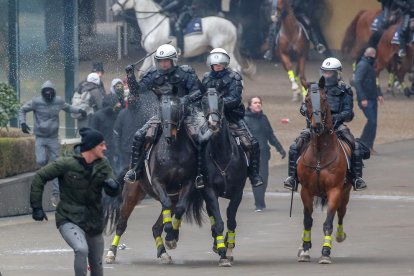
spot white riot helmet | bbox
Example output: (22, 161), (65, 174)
(320, 57), (342, 86)
(207, 48), (230, 69)
(154, 44), (178, 72)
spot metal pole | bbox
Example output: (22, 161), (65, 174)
(63, 0), (79, 138)
(8, 0), (19, 127)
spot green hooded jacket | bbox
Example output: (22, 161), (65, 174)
(30, 153), (115, 235)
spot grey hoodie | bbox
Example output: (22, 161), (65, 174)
(19, 80), (82, 138)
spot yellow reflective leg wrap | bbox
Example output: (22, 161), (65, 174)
(155, 236), (164, 248)
(226, 231), (235, 248)
(112, 235), (121, 246)
(216, 235), (225, 249)
(387, 74), (394, 87)
(172, 217), (182, 230)
(288, 70), (296, 81)
(209, 216), (215, 226)
(162, 209), (172, 224)
(323, 235), (332, 248)
(352, 62), (356, 72)
(302, 230), (311, 242)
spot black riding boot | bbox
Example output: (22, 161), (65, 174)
(195, 144), (205, 189)
(249, 142), (263, 187)
(352, 144), (367, 191)
(264, 21), (281, 61)
(124, 132), (146, 182)
(175, 27), (184, 56)
(284, 143), (299, 191)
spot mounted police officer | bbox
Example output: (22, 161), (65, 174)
(284, 57), (368, 192)
(264, 0), (329, 61)
(395, 0), (414, 57)
(200, 48), (263, 187)
(124, 44), (202, 182)
(159, 0), (194, 55)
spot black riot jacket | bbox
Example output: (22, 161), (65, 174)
(127, 65), (202, 103)
(201, 68), (245, 124)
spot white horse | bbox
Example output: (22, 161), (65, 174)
(111, 0), (255, 77)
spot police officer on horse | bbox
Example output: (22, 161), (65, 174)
(395, 0), (414, 57)
(124, 44), (202, 181)
(199, 48), (263, 187)
(159, 0), (194, 55)
(284, 57), (368, 192)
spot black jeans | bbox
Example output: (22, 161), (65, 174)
(359, 99), (378, 149)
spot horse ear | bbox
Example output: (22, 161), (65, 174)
(319, 76), (325, 89)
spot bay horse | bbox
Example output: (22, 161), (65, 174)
(187, 88), (248, 267)
(296, 77), (352, 264)
(104, 87), (202, 264)
(111, 0), (255, 77)
(375, 22), (414, 96)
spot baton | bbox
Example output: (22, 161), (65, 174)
(289, 188), (294, 217)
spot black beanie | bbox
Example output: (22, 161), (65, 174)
(79, 127), (104, 152)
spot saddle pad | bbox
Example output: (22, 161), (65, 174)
(169, 17), (203, 37)
(391, 25), (414, 45)
(370, 12), (385, 32)
(338, 139), (351, 170)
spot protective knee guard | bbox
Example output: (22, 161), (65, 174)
(288, 143), (299, 178)
(130, 130), (146, 171)
(351, 142), (364, 179)
(248, 138), (263, 187)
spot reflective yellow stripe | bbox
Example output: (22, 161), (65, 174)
(112, 235), (120, 246)
(162, 209), (172, 224)
(172, 218), (181, 230)
(155, 236), (164, 248)
(302, 230), (311, 242)
(387, 74), (394, 86)
(301, 85), (307, 97)
(216, 235), (225, 248)
(288, 70), (296, 81)
(352, 62), (356, 72)
(209, 216), (215, 226)
(227, 231), (235, 244)
(323, 235), (332, 248)
(337, 224), (344, 232)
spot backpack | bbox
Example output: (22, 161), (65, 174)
(71, 81), (94, 119)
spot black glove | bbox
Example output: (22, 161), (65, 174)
(21, 123), (31, 134)
(103, 178), (120, 196)
(125, 64), (135, 76)
(79, 110), (87, 118)
(32, 207), (48, 221)
(279, 148), (286, 159)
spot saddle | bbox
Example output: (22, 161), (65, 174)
(169, 17), (203, 37)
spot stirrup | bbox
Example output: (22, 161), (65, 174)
(316, 43), (326, 54)
(398, 49), (406, 57)
(353, 177), (367, 191)
(195, 175), (205, 189)
(263, 50), (273, 61)
(283, 177), (297, 191)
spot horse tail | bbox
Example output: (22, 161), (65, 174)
(341, 10), (365, 55)
(314, 195), (328, 210)
(102, 168), (127, 235)
(185, 184), (205, 226)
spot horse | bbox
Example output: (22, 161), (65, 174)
(111, 0), (255, 77)
(269, 0), (311, 101)
(375, 22), (414, 96)
(104, 88), (202, 264)
(296, 77), (352, 264)
(186, 88), (248, 267)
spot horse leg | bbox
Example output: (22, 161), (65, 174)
(279, 52), (300, 101)
(319, 189), (341, 264)
(151, 177), (175, 240)
(201, 187), (227, 266)
(298, 188), (313, 262)
(336, 186), (351, 243)
(224, 189), (243, 265)
(297, 55), (307, 100)
(153, 211), (173, 264)
(105, 180), (146, 264)
(165, 183), (193, 250)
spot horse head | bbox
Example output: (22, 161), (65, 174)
(155, 84), (182, 144)
(111, 0), (135, 16)
(274, 0), (291, 20)
(304, 77), (333, 136)
(201, 88), (224, 133)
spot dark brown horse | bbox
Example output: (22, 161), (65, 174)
(272, 0), (310, 101)
(375, 22), (414, 96)
(296, 77), (352, 264)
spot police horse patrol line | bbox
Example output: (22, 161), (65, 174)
(111, 0), (255, 77)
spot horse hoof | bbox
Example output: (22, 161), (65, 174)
(165, 239), (177, 250)
(105, 251), (116, 264)
(297, 250), (311, 262)
(336, 232), (347, 243)
(160, 253), (173, 264)
(218, 258), (232, 267)
(318, 255), (332, 264)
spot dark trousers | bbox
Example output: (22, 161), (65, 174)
(252, 154), (269, 209)
(359, 100), (378, 149)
